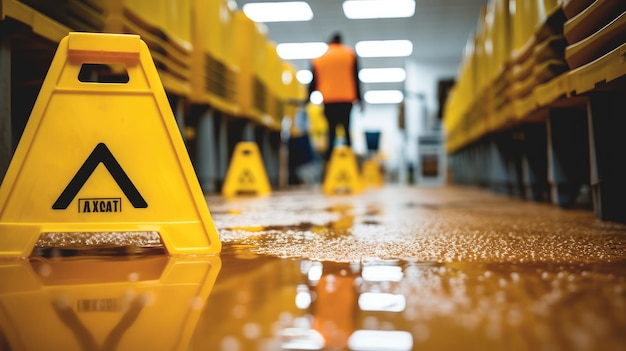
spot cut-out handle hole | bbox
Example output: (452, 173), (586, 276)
(242, 150), (252, 156)
(78, 63), (129, 83)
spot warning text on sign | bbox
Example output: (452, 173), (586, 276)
(78, 198), (122, 213)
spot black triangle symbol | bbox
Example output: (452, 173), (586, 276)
(52, 143), (148, 210)
(238, 169), (255, 184)
(336, 171), (350, 183)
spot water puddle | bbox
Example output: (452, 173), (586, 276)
(194, 247), (626, 351)
(2, 186), (626, 350)
(2, 245), (626, 351)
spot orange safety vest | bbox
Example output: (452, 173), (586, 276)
(312, 44), (358, 103)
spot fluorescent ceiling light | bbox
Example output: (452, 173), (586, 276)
(297, 70), (313, 84)
(295, 285), (311, 309)
(355, 40), (413, 57)
(243, 1), (313, 22)
(277, 42), (328, 60)
(309, 91), (324, 105)
(359, 68), (406, 83)
(343, 0), (415, 19)
(364, 90), (404, 104)
(307, 262), (323, 282)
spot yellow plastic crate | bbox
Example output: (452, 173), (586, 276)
(263, 41), (282, 130)
(1, 0), (71, 42)
(512, 0), (540, 52)
(236, 11), (268, 123)
(105, 0), (193, 96)
(190, 0), (240, 114)
(570, 41), (626, 95)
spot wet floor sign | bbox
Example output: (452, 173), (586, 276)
(222, 142), (271, 198)
(322, 146), (362, 195)
(361, 159), (384, 188)
(0, 33), (221, 257)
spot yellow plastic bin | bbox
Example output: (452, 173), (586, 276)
(264, 41), (282, 130)
(190, 0), (240, 115)
(235, 11), (267, 123)
(105, 0), (193, 97)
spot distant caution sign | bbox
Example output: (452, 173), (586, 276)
(222, 142), (271, 198)
(0, 33), (221, 257)
(322, 146), (362, 195)
(361, 159), (384, 188)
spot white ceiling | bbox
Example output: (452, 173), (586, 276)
(235, 0), (489, 81)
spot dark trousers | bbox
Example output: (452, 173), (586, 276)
(324, 102), (353, 161)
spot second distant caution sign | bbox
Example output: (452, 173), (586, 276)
(222, 142), (272, 198)
(323, 146), (362, 195)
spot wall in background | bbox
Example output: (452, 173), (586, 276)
(349, 58), (459, 180)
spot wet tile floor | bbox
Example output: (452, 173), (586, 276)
(2, 185), (626, 351)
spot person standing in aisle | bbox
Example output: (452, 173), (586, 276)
(309, 32), (363, 162)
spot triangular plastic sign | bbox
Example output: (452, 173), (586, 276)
(323, 146), (362, 195)
(0, 32), (221, 257)
(361, 159), (384, 188)
(222, 142), (271, 198)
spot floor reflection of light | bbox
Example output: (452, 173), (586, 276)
(358, 292), (406, 312)
(295, 284), (312, 309)
(280, 328), (325, 350)
(347, 330), (413, 351)
(350, 261), (361, 274)
(361, 266), (403, 282)
(300, 260), (313, 275)
(308, 262), (323, 283)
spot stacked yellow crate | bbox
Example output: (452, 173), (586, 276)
(442, 0), (626, 220)
(443, 35), (474, 153)
(2, 0), (194, 97)
(560, 0), (626, 223)
(508, 0), (540, 120)
(12, 0), (105, 33)
(263, 41), (282, 130)
(105, 0), (193, 97)
(242, 16), (270, 126)
(489, 0), (514, 132)
(467, 7), (490, 146)
(233, 9), (306, 130)
(3, 0), (305, 125)
(233, 11), (256, 123)
(442, 86), (464, 153)
(444, 5), (497, 153)
(189, 0), (239, 115)
(521, 0), (568, 117)
(1, 0), (94, 44)
(563, 0), (626, 95)
(444, 0), (570, 152)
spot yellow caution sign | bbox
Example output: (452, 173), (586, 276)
(0, 256), (220, 351)
(322, 146), (362, 195)
(361, 159), (384, 188)
(222, 142), (271, 198)
(0, 33), (221, 257)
